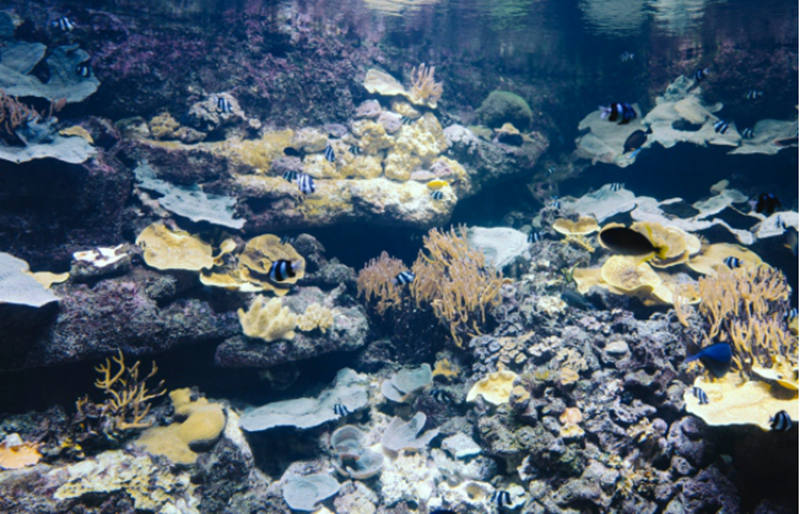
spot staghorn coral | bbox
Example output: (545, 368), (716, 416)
(77, 350), (166, 435)
(357, 251), (408, 316)
(409, 63), (443, 107)
(411, 226), (505, 347)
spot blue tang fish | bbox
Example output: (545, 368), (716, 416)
(685, 342), (732, 378)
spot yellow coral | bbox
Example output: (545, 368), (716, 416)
(136, 388), (226, 464)
(238, 296), (297, 342)
(0, 435), (42, 470)
(684, 375), (798, 431)
(135, 222), (214, 271)
(411, 226), (505, 347)
(215, 129), (294, 171)
(432, 358), (460, 381)
(237, 234), (305, 296)
(297, 303), (335, 333)
(466, 369), (518, 405)
(83, 350), (166, 432)
(687, 264), (796, 387)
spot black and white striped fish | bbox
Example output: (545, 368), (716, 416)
(723, 256), (741, 269)
(742, 128), (755, 139)
(349, 144), (361, 156)
(296, 173), (315, 195)
(714, 120), (729, 134)
(770, 410), (792, 431)
(692, 386), (709, 405)
(75, 64), (91, 77)
(268, 259), (303, 282)
(324, 143), (335, 163)
(393, 270), (415, 286)
(609, 182), (625, 192)
(785, 308), (798, 323)
(400, 116), (415, 125)
(52, 16), (75, 31)
(429, 388), (453, 404)
(528, 231), (542, 243)
(549, 195), (561, 209)
(490, 490), (512, 509)
(282, 170), (298, 182)
(333, 403), (350, 417)
(217, 96), (233, 114)
(745, 89), (764, 100)
(431, 190), (444, 200)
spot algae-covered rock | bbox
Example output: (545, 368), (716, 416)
(476, 90), (533, 130)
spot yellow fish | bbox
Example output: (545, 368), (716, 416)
(426, 179), (448, 190)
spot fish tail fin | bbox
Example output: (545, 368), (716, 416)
(684, 353), (700, 363)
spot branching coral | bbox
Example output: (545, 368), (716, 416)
(357, 227), (504, 347)
(409, 63), (443, 107)
(76, 350), (166, 436)
(411, 226), (505, 347)
(357, 251), (408, 316)
(686, 264), (795, 383)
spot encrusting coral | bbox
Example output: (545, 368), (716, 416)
(135, 388), (226, 464)
(0, 434), (42, 470)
